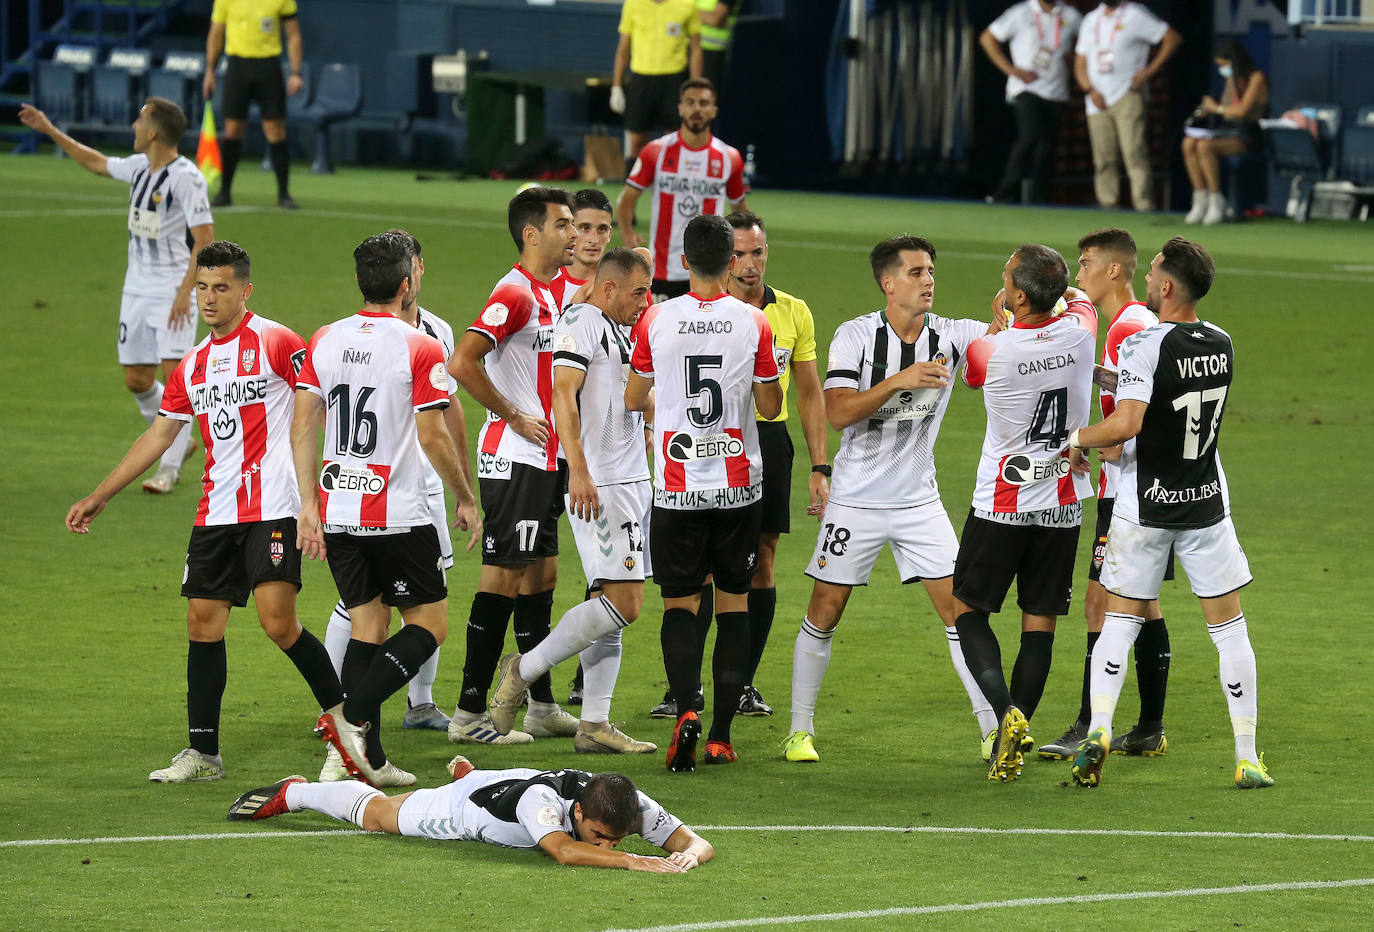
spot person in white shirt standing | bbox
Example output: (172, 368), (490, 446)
(1073, 1), (1180, 210)
(980, 1), (1083, 204)
(20, 97), (214, 494)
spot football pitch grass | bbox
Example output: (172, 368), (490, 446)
(1, 154), (1371, 929)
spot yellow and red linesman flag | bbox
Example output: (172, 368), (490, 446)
(197, 101), (222, 196)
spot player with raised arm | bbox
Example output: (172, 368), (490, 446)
(488, 248), (658, 754)
(1038, 228), (1173, 761)
(625, 214), (782, 771)
(448, 187), (580, 745)
(293, 232), (479, 787)
(21, 97), (212, 494)
(953, 244), (1098, 783)
(783, 235), (1003, 765)
(1067, 237), (1270, 790)
(66, 241), (343, 783)
(228, 760), (713, 872)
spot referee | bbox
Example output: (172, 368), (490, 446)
(203, 0), (303, 209)
(610, 0), (702, 166)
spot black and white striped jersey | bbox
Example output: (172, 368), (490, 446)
(106, 154), (213, 296)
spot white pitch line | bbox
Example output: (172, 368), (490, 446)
(598, 878), (1374, 932)
(3, 823), (1371, 850)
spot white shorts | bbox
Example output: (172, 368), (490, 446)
(568, 479), (652, 588)
(117, 291), (196, 366)
(396, 766), (534, 842)
(1100, 513), (1252, 601)
(805, 499), (959, 586)
(427, 489), (455, 570)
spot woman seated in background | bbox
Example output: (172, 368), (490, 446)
(1181, 39), (1269, 225)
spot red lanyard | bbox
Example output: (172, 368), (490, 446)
(1034, 5), (1062, 49)
(1095, 3), (1126, 49)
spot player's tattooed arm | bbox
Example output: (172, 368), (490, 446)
(1092, 364), (1118, 394)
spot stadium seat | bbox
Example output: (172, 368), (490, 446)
(92, 48), (152, 127)
(1265, 102), (1341, 222)
(35, 45), (98, 132)
(149, 51), (207, 120)
(1222, 152), (1268, 220)
(1338, 107), (1374, 188)
(299, 63), (361, 174)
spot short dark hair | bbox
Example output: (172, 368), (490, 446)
(572, 188), (613, 216)
(353, 232), (413, 304)
(725, 209), (765, 233)
(1010, 244), (1070, 315)
(1159, 236), (1215, 303)
(679, 77), (716, 101)
(579, 774), (642, 838)
(682, 214), (734, 276)
(387, 228), (421, 258)
(596, 246), (651, 281)
(507, 186), (572, 250)
(869, 234), (936, 289)
(1077, 228), (1136, 277)
(143, 96), (187, 145)
(196, 240), (250, 281)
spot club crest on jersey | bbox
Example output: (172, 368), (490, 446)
(240, 348), (257, 372)
(320, 462), (387, 494)
(932, 351), (948, 366)
(269, 531), (285, 567)
(624, 555), (637, 570)
(666, 431), (743, 462)
(817, 555), (827, 568)
(1000, 454), (1071, 486)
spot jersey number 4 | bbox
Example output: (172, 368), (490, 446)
(1172, 387), (1228, 459)
(327, 384), (379, 457)
(1025, 388), (1069, 451)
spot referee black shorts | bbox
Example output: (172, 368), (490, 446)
(222, 55), (287, 121)
(1090, 497), (1174, 583)
(757, 420), (794, 535)
(624, 70), (686, 134)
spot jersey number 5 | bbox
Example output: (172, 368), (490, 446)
(1171, 387), (1228, 459)
(326, 384), (379, 457)
(684, 355), (724, 429)
(1025, 388), (1069, 451)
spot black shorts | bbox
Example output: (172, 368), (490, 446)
(651, 503), (761, 597)
(1090, 497), (1174, 583)
(953, 510), (1081, 617)
(625, 70), (686, 134)
(325, 525), (446, 609)
(758, 420), (794, 535)
(222, 55), (287, 121)
(478, 461), (563, 566)
(181, 516), (301, 607)
(651, 278), (691, 304)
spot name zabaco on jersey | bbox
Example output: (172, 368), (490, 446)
(678, 319), (733, 335)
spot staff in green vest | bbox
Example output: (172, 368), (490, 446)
(696, 0), (740, 94)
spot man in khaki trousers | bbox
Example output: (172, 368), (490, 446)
(1073, 1), (1180, 210)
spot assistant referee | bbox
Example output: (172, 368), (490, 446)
(611, 0), (702, 166)
(203, 0), (303, 209)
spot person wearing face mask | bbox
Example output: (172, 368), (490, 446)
(1181, 40), (1270, 226)
(1073, 1), (1182, 211)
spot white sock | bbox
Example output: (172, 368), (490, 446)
(579, 627), (623, 724)
(946, 626), (997, 736)
(451, 708), (481, 725)
(408, 637), (440, 708)
(323, 600), (352, 679)
(519, 596), (626, 681)
(790, 617), (834, 735)
(1208, 613), (1258, 762)
(134, 381), (163, 424)
(529, 700), (558, 716)
(284, 781), (383, 827)
(1087, 612), (1143, 737)
(160, 420), (193, 470)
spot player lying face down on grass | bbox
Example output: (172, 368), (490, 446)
(228, 759), (714, 872)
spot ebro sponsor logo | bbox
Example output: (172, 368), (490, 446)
(320, 462), (387, 494)
(666, 431), (743, 462)
(1000, 454), (1070, 486)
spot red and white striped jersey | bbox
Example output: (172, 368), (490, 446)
(1097, 301), (1156, 499)
(629, 291), (779, 510)
(625, 131), (747, 283)
(963, 299), (1098, 514)
(550, 268), (587, 309)
(415, 305), (459, 497)
(160, 311), (305, 526)
(297, 311), (451, 530)
(468, 265), (563, 476)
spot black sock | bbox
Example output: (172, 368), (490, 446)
(691, 584), (713, 692)
(661, 607), (700, 709)
(339, 639), (378, 761)
(1009, 630), (1055, 721)
(514, 590), (556, 704)
(458, 592), (515, 714)
(708, 611), (750, 743)
(282, 627), (344, 710)
(954, 611), (1012, 719)
(220, 138), (242, 196)
(1078, 630), (1101, 726)
(745, 586), (776, 683)
(572, 662), (584, 690)
(345, 626), (438, 767)
(187, 639), (227, 756)
(1134, 617), (1170, 729)
(268, 140), (290, 197)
